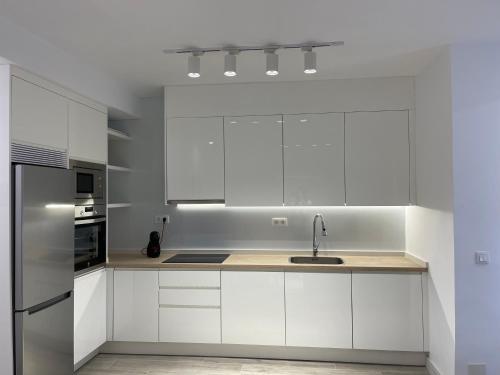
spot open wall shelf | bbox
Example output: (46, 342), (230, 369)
(108, 203), (132, 208)
(108, 164), (132, 172)
(108, 128), (132, 141)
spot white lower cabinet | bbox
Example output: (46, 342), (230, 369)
(107, 269), (425, 353)
(74, 268), (107, 365)
(352, 272), (423, 351)
(158, 270), (221, 344)
(285, 272), (352, 348)
(221, 271), (285, 346)
(159, 307), (220, 344)
(113, 270), (158, 342)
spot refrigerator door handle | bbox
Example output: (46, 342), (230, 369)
(27, 291), (72, 315)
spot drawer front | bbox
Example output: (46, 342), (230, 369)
(159, 289), (220, 307)
(159, 307), (221, 344)
(159, 270), (220, 288)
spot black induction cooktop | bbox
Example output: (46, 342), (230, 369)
(162, 253), (230, 264)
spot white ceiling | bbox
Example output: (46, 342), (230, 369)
(1, 0), (500, 97)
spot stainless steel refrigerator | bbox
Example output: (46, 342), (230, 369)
(13, 164), (74, 375)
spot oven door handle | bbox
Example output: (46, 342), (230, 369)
(75, 217), (106, 225)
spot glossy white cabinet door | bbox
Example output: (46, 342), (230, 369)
(345, 111), (409, 205)
(283, 113), (345, 205)
(167, 117), (224, 201)
(159, 270), (220, 288)
(352, 272), (423, 351)
(221, 271), (285, 345)
(285, 272), (352, 348)
(113, 270), (158, 342)
(69, 100), (107, 163)
(74, 269), (106, 364)
(159, 307), (221, 344)
(11, 76), (68, 150)
(224, 116), (283, 206)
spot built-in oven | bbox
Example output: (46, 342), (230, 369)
(70, 160), (105, 205)
(74, 204), (106, 272)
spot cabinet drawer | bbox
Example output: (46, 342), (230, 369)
(159, 307), (221, 343)
(159, 289), (220, 307)
(159, 270), (220, 288)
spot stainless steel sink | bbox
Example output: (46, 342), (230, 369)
(290, 256), (344, 265)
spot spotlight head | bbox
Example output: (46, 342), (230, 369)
(187, 51), (203, 78)
(302, 46), (317, 74)
(265, 49), (279, 76)
(224, 50), (239, 77)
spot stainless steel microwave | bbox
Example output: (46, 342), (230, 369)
(70, 160), (106, 205)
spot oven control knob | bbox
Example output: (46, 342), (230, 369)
(94, 210), (98, 214)
(80, 210), (84, 216)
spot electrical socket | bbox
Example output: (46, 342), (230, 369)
(154, 215), (169, 224)
(272, 217), (288, 226)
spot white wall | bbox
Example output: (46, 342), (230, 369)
(109, 83), (408, 252)
(0, 65), (13, 375)
(451, 42), (500, 375)
(0, 14), (139, 117)
(406, 48), (455, 375)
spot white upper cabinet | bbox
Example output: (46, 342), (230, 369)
(285, 272), (352, 349)
(11, 76), (68, 150)
(345, 111), (409, 205)
(166, 117), (224, 201)
(68, 100), (107, 164)
(224, 116), (283, 206)
(74, 269), (107, 365)
(221, 271), (285, 346)
(283, 113), (345, 205)
(352, 272), (424, 352)
(113, 270), (158, 342)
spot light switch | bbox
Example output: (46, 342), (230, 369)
(468, 363), (486, 375)
(475, 252), (490, 265)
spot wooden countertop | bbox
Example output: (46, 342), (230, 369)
(106, 251), (427, 272)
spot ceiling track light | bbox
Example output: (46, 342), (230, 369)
(163, 41), (344, 55)
(302, 46), (317, 74)
(265, 49), (279, 76)
(224, 50), (239, 77)
(166, 41), (343, 79)
(187, 51), (203, 78)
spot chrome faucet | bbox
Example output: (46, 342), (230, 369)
(312, 213), (328, 257)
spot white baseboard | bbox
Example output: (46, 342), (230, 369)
(101, 341), (426, 366)
(427, 358), (442, 375)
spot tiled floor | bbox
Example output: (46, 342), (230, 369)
(76, 354), (429, 375)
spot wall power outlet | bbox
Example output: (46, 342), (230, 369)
(154, 215), (170, 224)
(272, 217), (288, 226)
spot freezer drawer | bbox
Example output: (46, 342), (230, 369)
(14, 164), (75, 310)
(15, 292), (73, 375)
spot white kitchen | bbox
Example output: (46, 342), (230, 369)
(0, 2), (499, 375)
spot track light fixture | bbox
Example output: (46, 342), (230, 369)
(224, 50), (239, 77)
(302, 46), (317, 74)
(164, 41), (344, 78)
(265, 49), (279, 76)
(187, 51), (203, 78)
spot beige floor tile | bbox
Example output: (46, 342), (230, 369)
(76, 354), (428, 375)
